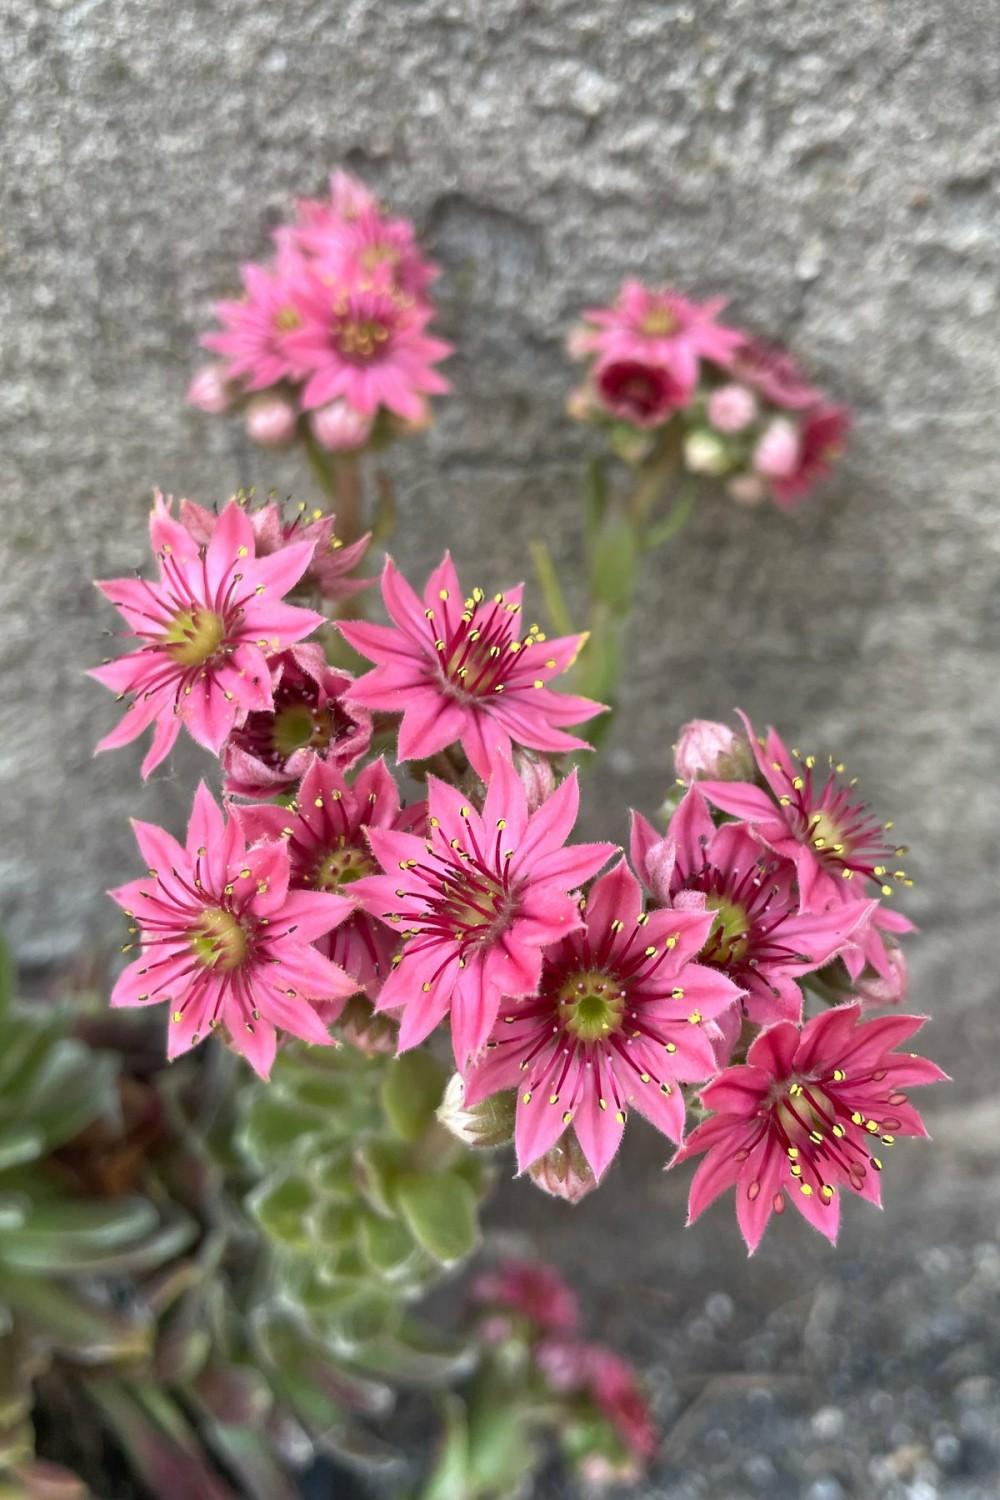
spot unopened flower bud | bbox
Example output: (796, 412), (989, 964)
(309, 399), (373, 452)
(674, 719), (753, 784)
(707, 383), (757, 434)
(566, 384), (598, 423)
(565, 324), (593, 361)
(753, 417), (800, 479)
(528, 1129), (597, 1204)
(245, 392), (297, 448)
(436, 1073), (515, 1149)
(683, 429), (731, 476)
(513, 749), (557, 813)
(726, 474), (766, 506)
(187, 364), (233, 414)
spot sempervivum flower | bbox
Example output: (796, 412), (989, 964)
(300, 200), (439, 301)
(236, 756), (422, 1000)
(284, 272), (451, 420)
(698, 711), (914, 979)
(180, 496), (373, 604)
(471, 1259), (580, 1336)
(464, 858), (742, 1182)
(725, 337), (822, 410)
(577, 281), (745, 401)
(109, 784), (357, 1077)
(91, 496), (325, 778)
(350, 759), (616, 1064)
(672, 1004), (947, 1251)
(221, 644), (371, 799)
(339, 554), (605, 782)
(768, 403), (851, 509)
(593, 356), (687, 427)
(537, 1341), (658, 1468)
(200, 240), (309, 392)
(630, 789), (875, 1028)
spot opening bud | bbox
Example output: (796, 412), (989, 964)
(528, 1129), (598, 1204)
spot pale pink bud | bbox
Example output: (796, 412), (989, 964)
(674, 719), (738, 782)
(528, 1130), (597, 1204)
(245, 393), (297, 448)
(187, 364), (233, 415)
(855, 945), (909, 1010)
(726, 474), (766, 506)
(566, 384), (598, 423)
(309, 399), (374, 452)
(707, 382), (757, 433)
(512, 749), (557, 813)
(683, 429), (730, 476)
(753, 417), (801, 479)
(565, 323), (593, 361)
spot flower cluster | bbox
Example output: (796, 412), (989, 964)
(188, 170), (451, 454)
(471, 1259), (658, 1486)
(96, 507), (941, 1252)
(568, 280), (850, 509)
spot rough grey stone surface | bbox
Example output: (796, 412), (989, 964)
(2, 1), (999, 1495)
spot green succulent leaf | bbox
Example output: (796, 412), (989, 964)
(0, 1197), (161, 1274)
(380, 1051), (447, 1144)
(395, 1173), (479, 1267)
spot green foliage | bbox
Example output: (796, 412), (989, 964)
(239, 1041), (488, 1370)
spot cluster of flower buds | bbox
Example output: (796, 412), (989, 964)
(95, 505), (941, 1254)
(187, 171), (451, 453)
(567, 280), (851, 509)
(470, 1259), (658, 1486)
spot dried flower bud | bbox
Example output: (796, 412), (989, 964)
(753, 416), (801, 479)
(707, 382), (757, 434)
(186, 364), (234, 414)
(683, 429), (731, 476)
(309, 398), (374, 452)
(245, 392), (297, 448)
(674, 718), (753, 784)
(528, 1129), (597, 1204)
(436, 1072), (516, 1149)
(513, 748), (557, 813)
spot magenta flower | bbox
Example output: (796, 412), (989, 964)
(339, 554), (605, 782)
(698, 711), (914, 979)
(294, 170), (380, 231)
(471, 1259), (580, 1336)
(284, 273), (451, 420)
(108, 784), (357, 1077)
(350, 759), (616, 1064)
(91, 496), (325, 778)
(236, 756), (421, 1002)
(672, 1004), (947, 1251)
(221, 644), (371, 800)
(631, 790), (875, 1029)
(201, 240), (308, 392)
(578, 281), (745, 401)
(768, 404), (851, 509)
(464, 857), (742, 1181)
(179, 496), (373, 604)
(593, 356), (687, 427)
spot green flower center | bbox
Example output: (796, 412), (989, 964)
(163, 607), (225, 667)
(189, 908), (248, 972)
(272, 703), (335, 759)
(557, 968), (626, 1042)
(703, 895), (750, 965)
(808, 810), (846, 855)
(315, 842), (374, 893)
